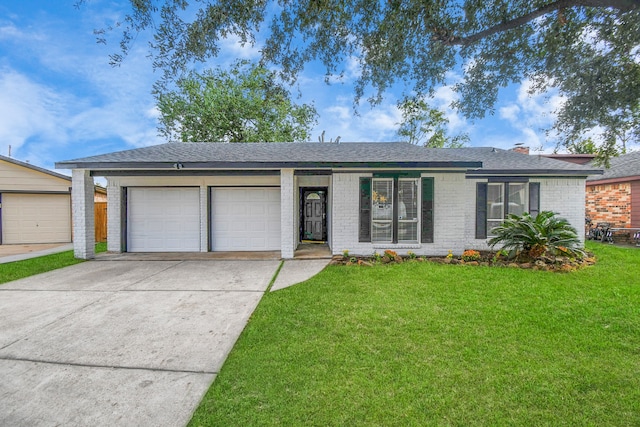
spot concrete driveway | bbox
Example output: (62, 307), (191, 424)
(0, 259), (282, 426)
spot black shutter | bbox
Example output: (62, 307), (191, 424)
(529, 182), (540, 218)
(476, 182), (488, 239)
(421, 178), (434, 243)
(359, 178), (372, 242)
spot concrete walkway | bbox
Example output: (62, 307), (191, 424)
(270, 259), (330, 291)
(0, 257), (328, 426)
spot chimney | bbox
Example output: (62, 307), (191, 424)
(511, 143), (529, 155)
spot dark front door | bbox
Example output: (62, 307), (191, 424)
(302, 189), (326, 241)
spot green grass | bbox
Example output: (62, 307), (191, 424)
(190, 242), (640, 426)
(0, 242), (107, 285)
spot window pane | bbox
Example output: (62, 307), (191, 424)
(487, 220), (503, 235)
(398, 222), (418, 242)
(508, 183), (528, 216)
(372, 222), (393, 242)
(398, 179), (418, 220)
(487, 183), (504, 220)
(372, 179), (393, 242)
(372, 179), (393, 221)
(398, 179), (419, 242)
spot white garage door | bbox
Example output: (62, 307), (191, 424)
(127, 187), (201, 252)
(211, 188), (281, 251)
(1, 193), (71, 244)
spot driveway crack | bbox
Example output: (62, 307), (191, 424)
(0, 355), (217, 375)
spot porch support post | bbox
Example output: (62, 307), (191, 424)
(72, 169), (95, 259)
(106, 180), (122, 253)
(280, 168), (295, 259)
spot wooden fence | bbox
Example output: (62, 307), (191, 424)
(94, 202), (107, 242)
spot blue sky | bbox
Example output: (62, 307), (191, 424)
(0, 1), (565, 174)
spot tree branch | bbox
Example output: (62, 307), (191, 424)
(435, 0), (640, 46)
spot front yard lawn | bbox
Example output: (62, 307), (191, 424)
(0, 243), (106, 285)
(190, 242), (640, 426)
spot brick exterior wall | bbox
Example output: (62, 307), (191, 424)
(464, 177), (586, 252)
(95, 172), (588, 258)
(106, 180), (122, 253)
(71, 169), (95, 259)
(539, 178), (586, 244)
(632, 181), (640, 228)
(331, 172), (468, 257)
(586, 182), (632, 228)
(280, 169), (295, 258)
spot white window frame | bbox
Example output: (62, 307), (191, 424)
(398, 178), (420, 243)
(372, 178), (394, 243)
(487, 182), (529, 236)
(371, 177), (420, 243)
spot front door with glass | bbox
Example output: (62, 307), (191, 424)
(302, 189), (326, 241)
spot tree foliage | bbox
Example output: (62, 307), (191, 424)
(157, 60), (317, 142)
(81, 0), (640, 154)
(396, 98), (469, 148)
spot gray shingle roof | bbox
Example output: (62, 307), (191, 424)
(55, 142), (602, 175)
(586, 151), (640, 181)
(449, 147), (602, 174)
(56, 142), (480, 168)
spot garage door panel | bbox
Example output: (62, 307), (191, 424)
(211, 188), (281, 251)
(2, 194), (71, 244)
(128, 188), (200, 252)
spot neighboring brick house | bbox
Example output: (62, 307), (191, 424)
(586, 151), (640, 228)
(56, 142), (601, 260)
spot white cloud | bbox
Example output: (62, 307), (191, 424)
(491, 78), (566, 150)
(499, 104), (520, 123)
(315, 98), (401, 142)
(218, 33), (262, 60)
(0, 69), (68, 155)
(0, 22), (45, 42)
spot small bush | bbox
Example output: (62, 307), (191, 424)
(462, 250), (481, 262)
(384, 249), (397, 258)
(489, 211), (585, 260)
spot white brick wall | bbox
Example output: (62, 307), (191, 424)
(106, 179), (121, 253)
(71, 169), (95, 259)
(98, 171), (587, 258)
(280, 169), (295, 258)
(464, 177), (587, 251)
(331, 173), (370, 255)
(330, 172), (468, 257)
(539, 177), (586, 244)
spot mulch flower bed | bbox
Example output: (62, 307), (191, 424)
(330, 249), (596, 272)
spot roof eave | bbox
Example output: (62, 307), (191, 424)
(56, 160), (483, 170)
(587, 175), (640, 185)
(466, 169), (604, 176)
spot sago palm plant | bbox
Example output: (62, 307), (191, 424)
(488, 211), (585, 260)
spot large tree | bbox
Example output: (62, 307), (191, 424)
(157, 60), (317, 142)
(82, 0), (640, 154)
(396, 97), (469, 148)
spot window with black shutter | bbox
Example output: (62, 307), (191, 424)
(476, 180), (540, 239)
(359, 175), (426, 244)
(359, 178), (372, 242)
(421, 178), (434, 243)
